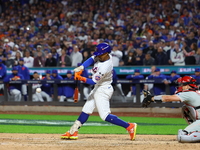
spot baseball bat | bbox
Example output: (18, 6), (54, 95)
(74, 80), (79, 103)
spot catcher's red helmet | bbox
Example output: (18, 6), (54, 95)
(175, 76), (198, 93)
(181, 76), (198, 89)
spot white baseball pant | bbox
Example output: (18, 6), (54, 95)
(82, 84), (113, 121)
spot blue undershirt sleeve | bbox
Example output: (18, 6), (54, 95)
(85, 78), (96, 85)
(82, 57), (94, 68)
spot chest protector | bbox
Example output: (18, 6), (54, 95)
(182, 105), (200, 124)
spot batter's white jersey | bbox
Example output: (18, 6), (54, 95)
(90, 54), (113, 86)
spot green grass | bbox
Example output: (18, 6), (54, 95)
(0, 114), (187, 135)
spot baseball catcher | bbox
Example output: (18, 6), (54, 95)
(142, 76), (200, 143)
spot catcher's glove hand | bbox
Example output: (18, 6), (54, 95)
(142, 90), (154, 108)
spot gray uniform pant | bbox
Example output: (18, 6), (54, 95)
(10, 89), (22, 101)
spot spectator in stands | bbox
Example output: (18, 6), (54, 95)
(0, 58), (7, 95)
(24, 51), (34, 68)
(20, 44), (28, 56)
(55, 43), (62, 56)
(147, 68), (168, 95)
(4, 45), (13, 60)
(61, 70), (76, 102)
(0, 0), (199, 69)
(110, 45), (123, 67)
(5, 51), (15, 68)
(33, 51), (46, 67)
(143, 41), (156, 58)
(14, 52), (22, 66)
(124, 50), (136, 66)
(51, 69), (63, 101)
(185, 31), (198, 48)
(135, 48), (145, 66)
(195, 47), (200, 65)
(13, 45), (23, 58)
(155, 47), (168, 65)
(57, 49), (71, 67)
(82, 50), (90, 63)
(0, 46), (6, 62)
(169, 43), (185, 66)
(166, 70), (180, 95)
(45, 53), (57, 67)
(163, 40), (171, 52)
(143, 51), (155, 66)
(183, 42), (197, 65)
(34, 45), (45, 57)
(3, 38), (14, 48)
(51, 47), (59, 63)
(70, 45), (83, 67)
(3, 66), (24, 101)
(32, 72), (51, 102)
(126, 69), (144, 100)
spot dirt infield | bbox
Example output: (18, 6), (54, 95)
(1, 133), (200, 150)
(1, 111), (199, 149)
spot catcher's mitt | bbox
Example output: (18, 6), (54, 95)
(142, 90), (154, 108)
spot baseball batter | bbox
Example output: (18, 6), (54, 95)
(61, 43), (137, 140)
(142, 76), (200, 143)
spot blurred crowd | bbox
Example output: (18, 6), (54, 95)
(0, 0), (199, 69)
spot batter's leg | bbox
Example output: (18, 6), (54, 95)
(61, 91), (96, 140)
(94, 85), (137, 140)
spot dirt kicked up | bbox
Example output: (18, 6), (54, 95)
(0, 133), (200, 150)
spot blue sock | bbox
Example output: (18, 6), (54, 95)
(105, 114), (129, 128)
(77, 112), (90, 124)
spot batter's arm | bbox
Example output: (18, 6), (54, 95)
(74, 72), (96, 85)
(82, 57), (95, 68)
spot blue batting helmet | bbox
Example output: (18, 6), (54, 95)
(93, 43), (111, 56)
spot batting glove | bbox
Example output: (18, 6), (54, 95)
(74, 74), (87, 82)
(74, 65), (84, 72)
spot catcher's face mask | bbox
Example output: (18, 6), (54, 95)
(175, 77), (183, 94)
